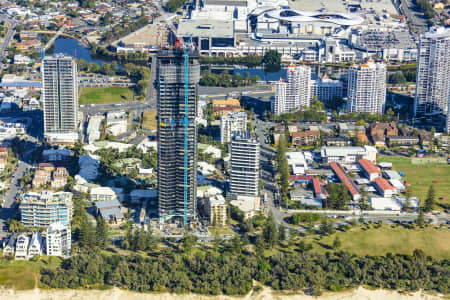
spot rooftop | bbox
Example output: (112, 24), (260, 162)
(374, 177), (395, 191)
(358, 158), (381, 175)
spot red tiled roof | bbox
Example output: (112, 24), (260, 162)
(0, 147), (7, 152)
(358, 159), (381, 175)
(330, 162), (360, 196)
(374, 177), (395, 191)
(312, 178), (328, 196)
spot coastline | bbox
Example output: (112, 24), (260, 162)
(0, 286), (444, 300)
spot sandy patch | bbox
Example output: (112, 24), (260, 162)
(0, 286), (444, 300)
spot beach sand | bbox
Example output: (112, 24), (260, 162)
(0, 286), (444, 300)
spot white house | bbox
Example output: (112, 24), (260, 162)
(27, 232), (43, 258)
(15, 234), (29, 259)
(286, 151), (308, 175)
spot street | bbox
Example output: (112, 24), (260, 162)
(0, 15), (16, 68)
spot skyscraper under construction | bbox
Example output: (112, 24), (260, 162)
(156, 49), (200, 224)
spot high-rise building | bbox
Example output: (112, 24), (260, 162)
(46, 222), (71, 256)
(414, 27), (450, 117)
(220, 111), (247, 143)
(271, 64), (311, 115)
(347, 60), (386, 114)
(272, 80), (287, 115)
(156, 49), (200, 223)
(310, 76), (344, 102)
(42, 54), (79, 143)
(20, 191), (73, 227)
(229, 132), (260, 197)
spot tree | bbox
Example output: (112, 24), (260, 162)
(278, 225), (286, 241)
(182, 231), (197, 254)
(78, 219), (96, 250)
(96, 217), (109, 249)
(423, 185), (435, 212)
(388, 71), (406, 84)
(332, 236), (341, 249)
(416, 209), (425, 227)
(359, 185), (369, 210)
(262, 213), (278, 248)
(8, 219), (24, 233)
(262, 50), (281, 67)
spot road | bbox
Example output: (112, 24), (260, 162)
(0, 159), (31, 237)
(0, 15), (16, 67)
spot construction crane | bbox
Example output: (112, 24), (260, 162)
(183, 36), (193, 227)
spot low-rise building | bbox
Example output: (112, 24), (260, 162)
(338, 123), (366, 138)
(290, 187), (322, 207)
(42, 149), (72, 162)
(286, 151), (308, 175)
(324, 136), (352, 147)
(32, 169), (51, 189)
(373, 177), (396, 198)
(95, 199), (124, 224)
(46, 222), (71, 257)
(14, 234), (29, 259)
(0, 147), (8, 170)
(330, 162), (361, 201)
(387, 136), (420, 147)
(2, 233), (17, 257)
(229, 194), (260, 219)
(312, 177), (328, 202)
(358, 159), (381, 181)
(90, 186), (123, 202)
(205, 194), (227, 226)
(383, 170), (401, 180)
(369, 122), (398, 147)
(212, 98), (241, 116)
(290, 130), (320, 146)
(321, 146), (377, 165)
(27, 232), (43, 258)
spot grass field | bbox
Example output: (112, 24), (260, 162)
(306, 225), (450, 259)
(0, 256), (62, 290)
(79, 87), (133, 105)
(142, 110), (157, 130)
(377, 156), (450, 208)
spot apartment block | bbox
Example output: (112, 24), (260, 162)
(20, 191), (73, 227)
(42, 54), (79, 143)
(272, 64), (311, 115)
(310, 76), (343, 102)
(205, 194), (227, 226)
(229, 133), (260, 197)
(347, 60), (386, 114)
(414, 27), (450, 117)
(156, 49), (200, 223)
(46, 222), (71, 256)
(220, 111), (247, 143)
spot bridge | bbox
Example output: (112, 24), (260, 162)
(42, 24), (67, 53)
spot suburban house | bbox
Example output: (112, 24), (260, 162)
(290, 130), (320, 146)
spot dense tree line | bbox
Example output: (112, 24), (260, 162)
(269, 109), (327, 123)
(164, 0), (187, 12)
(40, 248), (450, 295)
(388, 70), (416, 84)
(199, 56), (263, 67)
(94, 46), (149, 64)
(275, 135), (290, 205)
(200, 70), (261, 87)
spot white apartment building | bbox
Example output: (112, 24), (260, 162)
(272, 80), (287, 115)
(205, 194), (227, 226)
(414, 27), (450, 117)
(46, 222), (71, 256)
(272, 64), (311, 115)
(310, 77), (343, 102)
(42, 54), (79, 143)
(347, 60), (386, 114)
(229, 132), (260, 197)
(220, 111), (248, 143)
